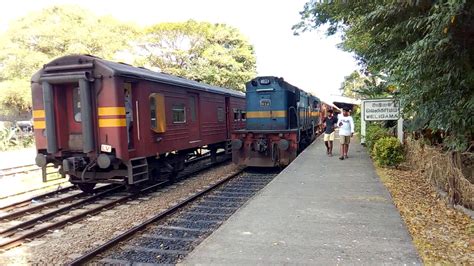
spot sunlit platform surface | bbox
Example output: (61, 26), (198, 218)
(182, 137), (420, 265)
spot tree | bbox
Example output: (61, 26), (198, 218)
(0, 5), (139, 81)
(0, 5), (139, 115)
(340, 71), (397, 99)
(135, 20), (256, 91)
(0, 79), (31, 117)
(294, 1), (474, 150)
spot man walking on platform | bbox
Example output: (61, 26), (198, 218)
(337, 108), (354, 160)
(323, 109), (338, 156)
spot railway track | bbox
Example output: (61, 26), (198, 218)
(0, 185), (78, 213)
(0, 164), (40, 178)
(0, 153), (229, 251)
(70, 168), (279, 265)
(0, 151), (217, 202)
(0, 181), (72, 201)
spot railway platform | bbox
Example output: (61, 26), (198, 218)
(183, 137), (421, 264)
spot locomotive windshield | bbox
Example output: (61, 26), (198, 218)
(259, 78), (271, 85)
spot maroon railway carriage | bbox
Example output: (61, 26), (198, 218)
(32, 55), (245, 192)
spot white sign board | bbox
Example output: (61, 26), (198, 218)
(363, 99), (400, 121)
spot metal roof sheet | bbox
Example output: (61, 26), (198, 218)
(97, 58), (245, 98)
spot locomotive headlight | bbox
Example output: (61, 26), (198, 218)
(232, 139), (243, 150)
(278, 139), (289, 151)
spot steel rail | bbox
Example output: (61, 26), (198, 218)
(0, 164), (37, 172)
(0, 185), (75, 211)
(0, 185), (123, 238)
(68, 168), (243, 266)
(0, 156), (230, 251)
(0, 185), (115, 221)
(0, 164), (40, 178)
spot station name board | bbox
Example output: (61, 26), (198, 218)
(363, 99), (400, 121)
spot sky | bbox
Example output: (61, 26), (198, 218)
(0, 0), (359, 98)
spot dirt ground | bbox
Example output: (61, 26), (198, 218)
(376, 166), (473, 264)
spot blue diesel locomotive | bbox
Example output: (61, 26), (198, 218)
(231, 76), (321, 167)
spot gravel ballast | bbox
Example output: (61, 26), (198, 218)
(0, 162), (241, 265)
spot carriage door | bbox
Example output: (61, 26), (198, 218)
(187, 93), (201, 142)
(225, 97), (231, 139)
(124, 83), (134, 149)
(67, 85), (83, 150)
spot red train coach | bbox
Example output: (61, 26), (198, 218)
(32, 55), (245, 192)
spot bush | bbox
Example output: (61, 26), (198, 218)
(19, 134), (35, 148)
(366, 123), (390, 153)
(352, 108), (361, 135)
(0, 126), (19, 151)
(373, 137), (404, 167)
(0, 79), (32, 116)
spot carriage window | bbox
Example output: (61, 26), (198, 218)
(150, 93), (166, 133)
(217, 107), (225, 122)
(233, 109), (240, 121)
(73, 87), (81, 122)
(241, 110), (246, 121)
(150, 97), (157, 128)
(172, 104), (186, 123)
(189, 97), (196, 121)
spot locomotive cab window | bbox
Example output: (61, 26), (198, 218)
(149, 93), (166, 133)
(313, 101), (320, 111)
(172, 103), (186, 123)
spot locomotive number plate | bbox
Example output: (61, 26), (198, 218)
(260, 99), (271, 107)
(101, 144), (112, 153)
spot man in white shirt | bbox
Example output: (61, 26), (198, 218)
(337, 108), (355, 160)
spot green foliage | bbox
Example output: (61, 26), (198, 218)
(0, 126), (19, 151)
(373, 136), (405, 167)
(366, 123), (390, 153)
(0, 5), (139, 117)
(137, 20), (256, 91)
(19, 134), (35, 148)
(0, 7), (257, 118)
(0, 79), (32, 116)
(0, 5), (138, 81)
(340, 71), (398, 99)
(352, 108), (361, 135)
(0, 122), (35, 150)
(294, 1), (474, 151)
